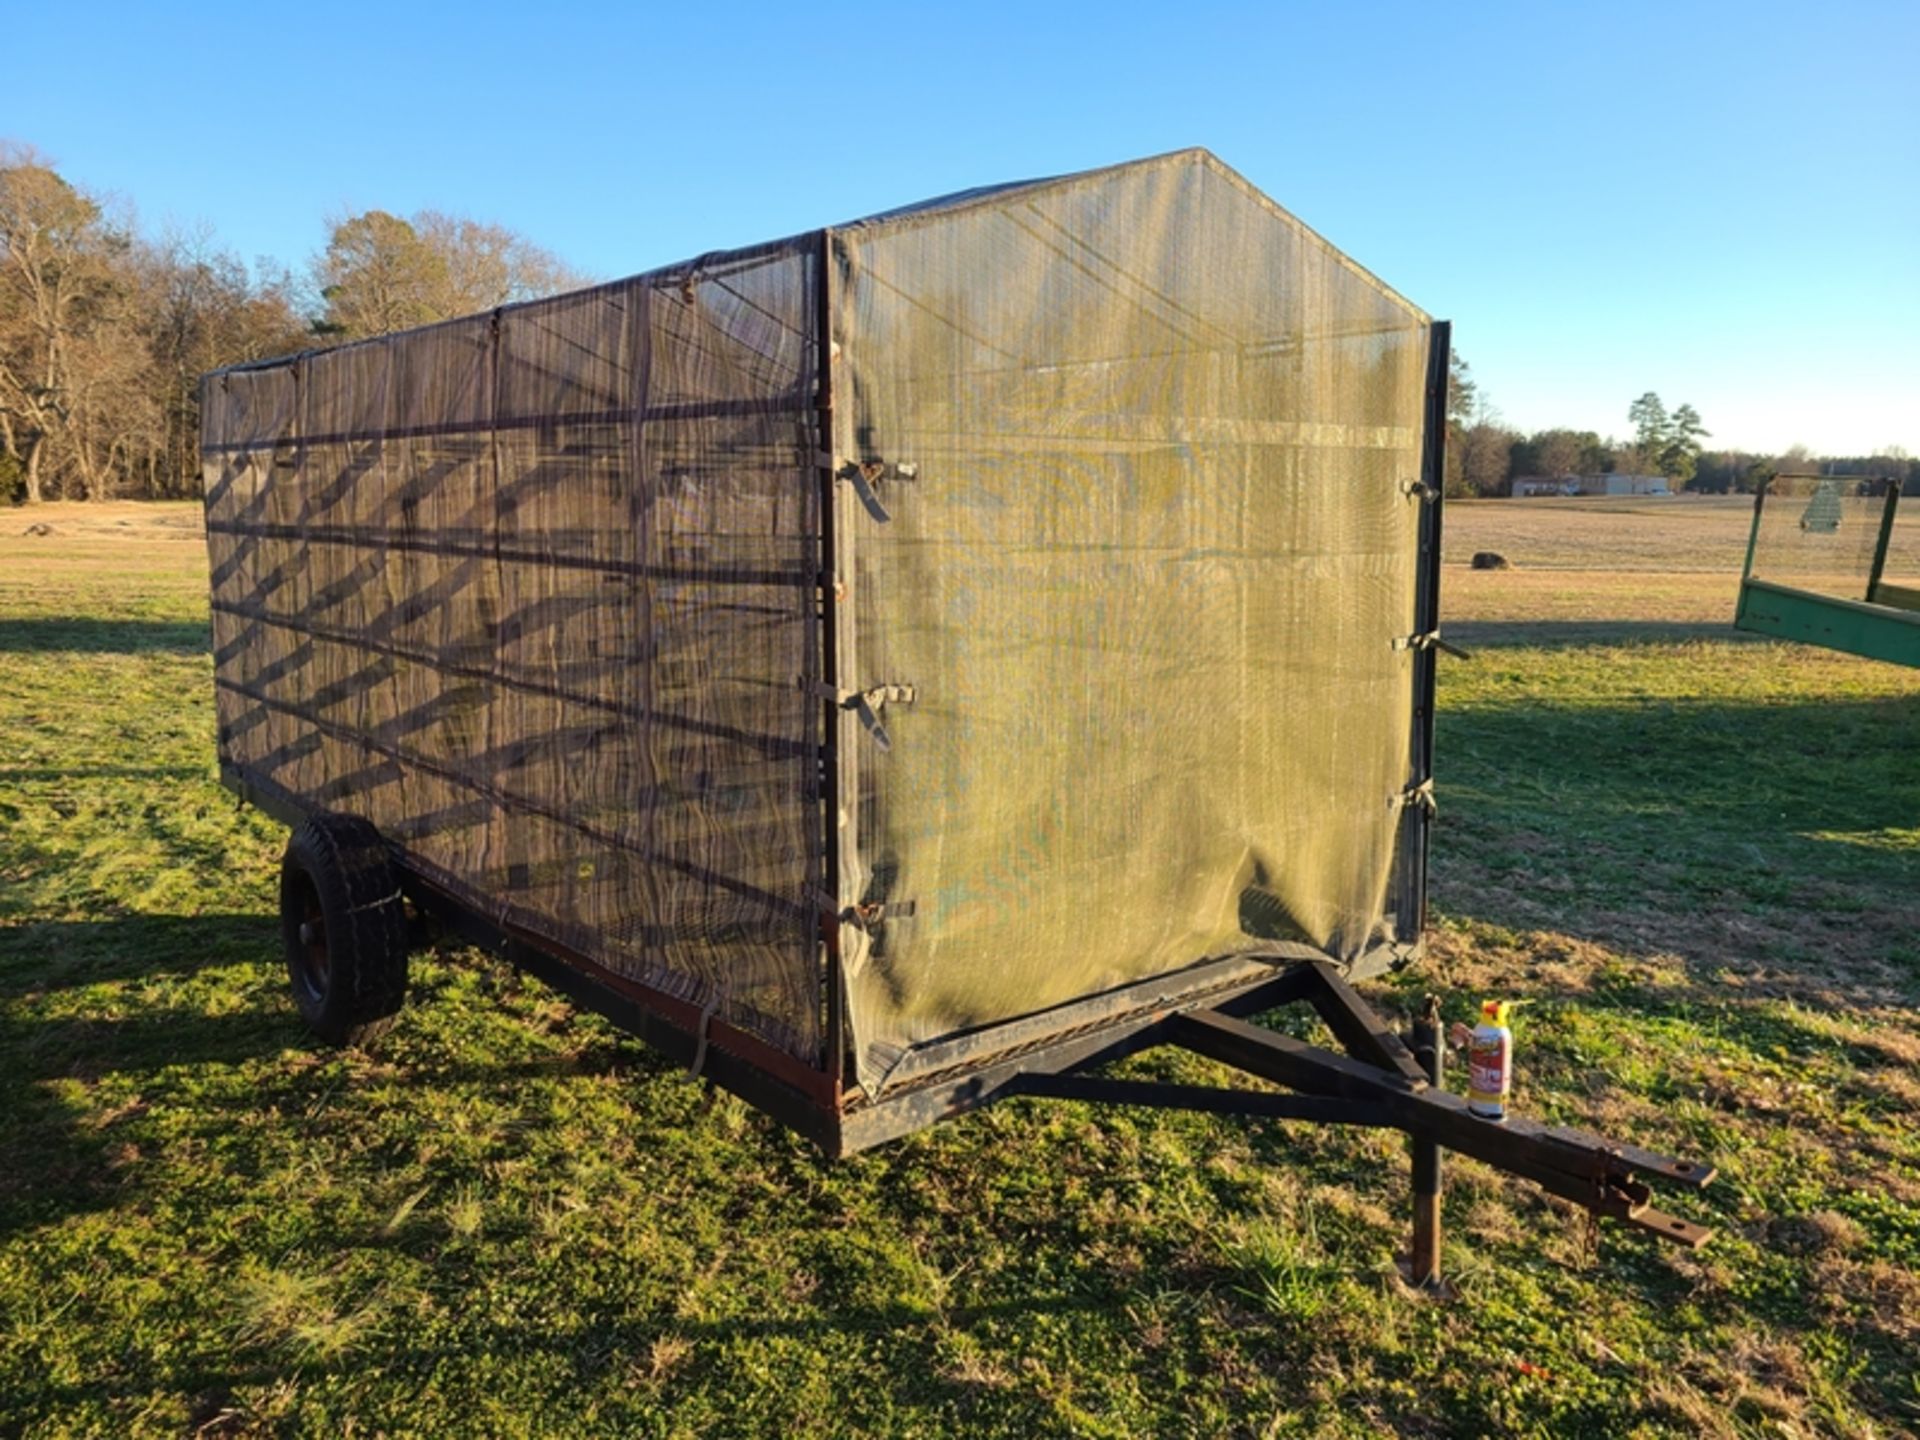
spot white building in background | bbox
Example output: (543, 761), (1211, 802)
(1511, 476), (1578, 497)
(1587, 473), (1670, 496)
(1511, 473), (1670, 498)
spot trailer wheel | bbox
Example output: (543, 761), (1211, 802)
(278, 814), (409, 1046)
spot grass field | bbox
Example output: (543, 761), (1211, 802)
(3, 499), (1918, 1438)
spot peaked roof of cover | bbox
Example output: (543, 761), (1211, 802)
(208, 147), (1423, 380)
(837, 147), (1426, 322)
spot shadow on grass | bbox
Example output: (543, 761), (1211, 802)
(1434, 685), (1920, 988)
(0, 914), (283, 1241)
(1448, 618), (1761, 648)
(0, 764), (208, 782)
(12, 1293), (1116, 1427)
(1407, 682), (1920, 1201)
(0, 914), (277, 992)
(0, 616), (209, 654)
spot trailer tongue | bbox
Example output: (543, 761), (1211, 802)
(882, 962), (1715, 1287)
(1035, 971), (1713, 1286)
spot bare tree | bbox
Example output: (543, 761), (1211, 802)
(415, 211), (586, 313)
(312, 210), (448, 339)
(143, 227), (305, 495)
(1776, 442), (1816, 476)
(0, 146), (112, 499)
(1534, 429), (1585, 479)
(314, 208), (588, 340)
(0, 147), (587, 501)
(1459, 422), (1516, 496)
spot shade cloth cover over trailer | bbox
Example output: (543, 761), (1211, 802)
(202, 148), (1436, 1107)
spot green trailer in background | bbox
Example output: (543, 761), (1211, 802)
(1736, 476), (1920, 668)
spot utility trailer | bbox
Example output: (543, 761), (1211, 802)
(202, 149), (1711, 1281)
(1736, 475), (1920, 667)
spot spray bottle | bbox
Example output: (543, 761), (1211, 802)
(1466, 999), (1514, 1120)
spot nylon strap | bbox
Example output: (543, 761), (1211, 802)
(801, 677), (916, 751)
(833, 458), (919, 524)
(845, 462), (891, 522)
(686, 993), (722, 1080)
(1392, 629), (1472, 661)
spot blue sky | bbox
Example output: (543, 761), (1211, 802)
(8, 1), (1915, 454)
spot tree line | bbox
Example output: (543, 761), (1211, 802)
(5, 143), (1911, 505)
(1445, 354), (1915, 498)
(0, 144), (585, 504)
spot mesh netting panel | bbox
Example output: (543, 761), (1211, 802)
(830, 151), (1431, 1086)
(1748, 477), (1893, 601)
(203, 251), (825, 1062)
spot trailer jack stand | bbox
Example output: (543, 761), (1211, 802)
(1008, 962), (1715, 1287)
(1409, 994), (1444, 1290)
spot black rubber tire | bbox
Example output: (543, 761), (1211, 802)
(278, 813), (409, 1047)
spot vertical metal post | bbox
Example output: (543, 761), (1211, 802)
(1397, 321), (1450, 941)
(1867, 478), (1903, 604)
(1735, 477), (1769, 627)
(1409, 994), (1444, 1290)
(814, 229), (844, 1097)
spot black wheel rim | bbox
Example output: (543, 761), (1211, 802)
(292, 873), (330, 1002)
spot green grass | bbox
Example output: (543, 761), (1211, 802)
(3, 505), (1919, 1437)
